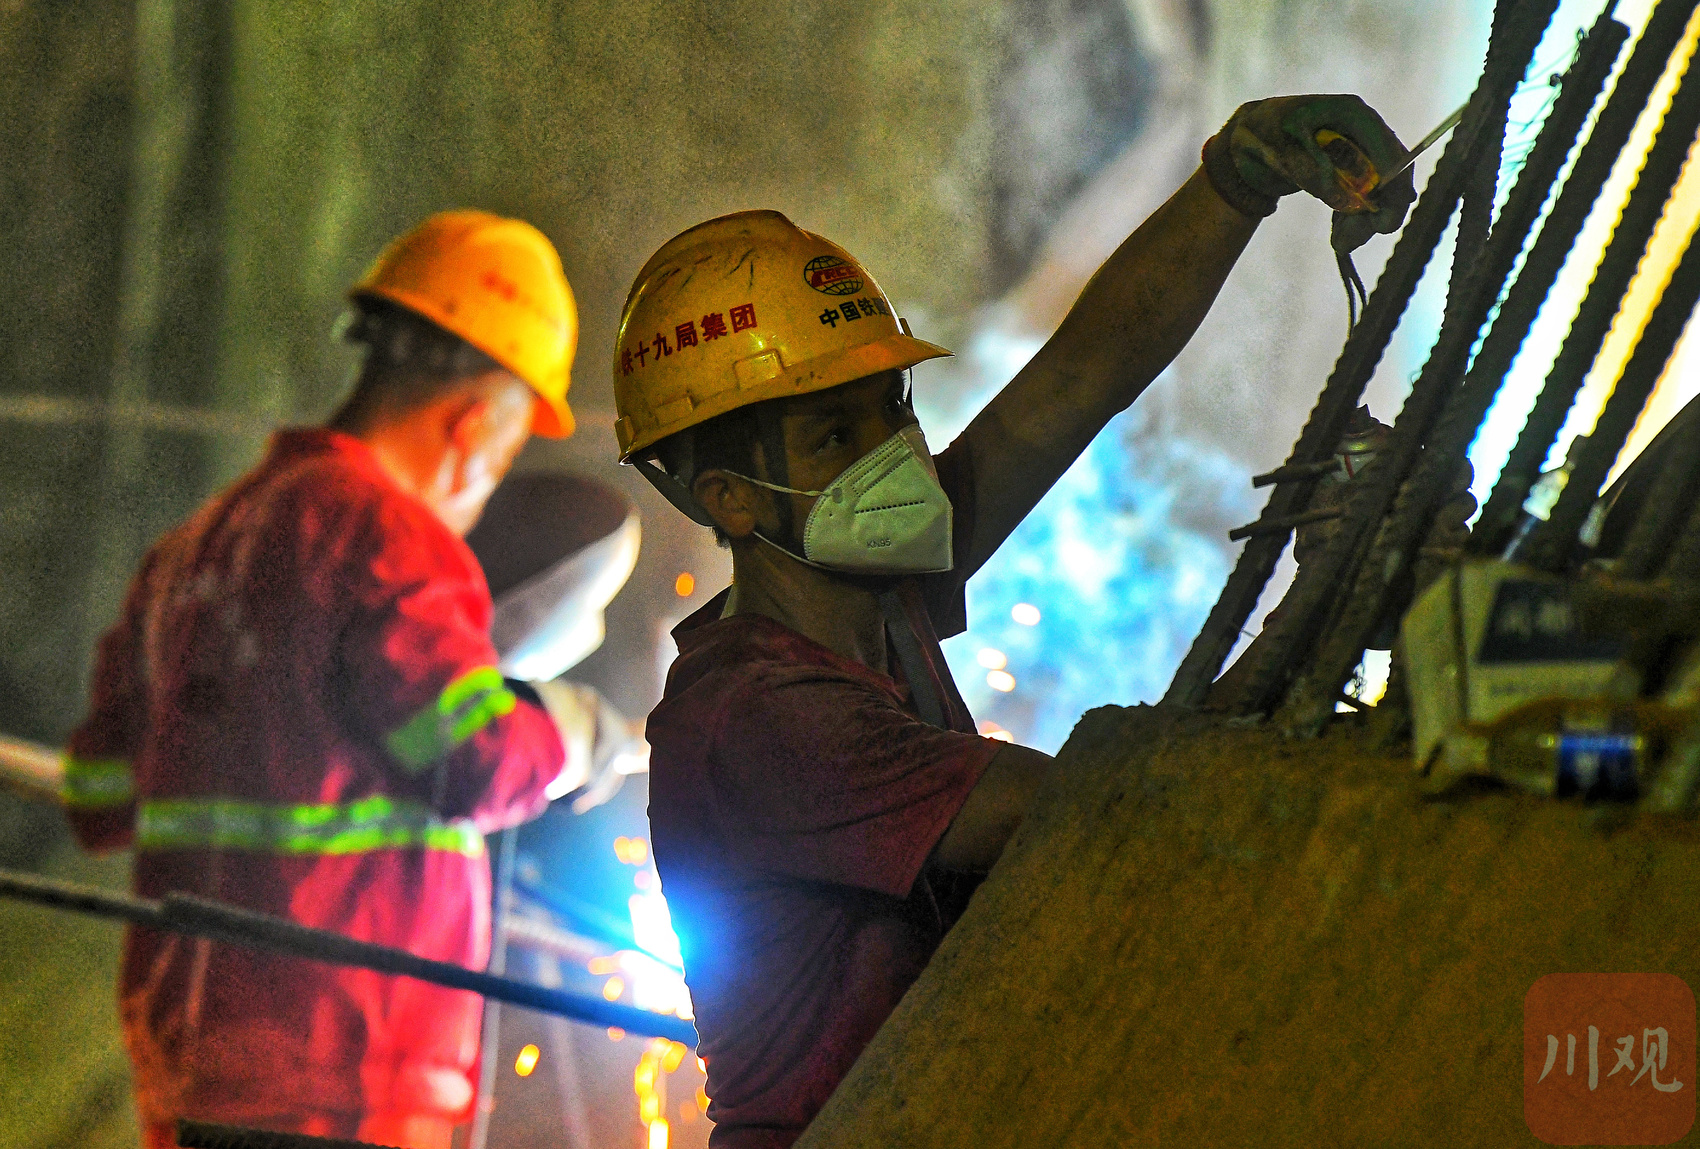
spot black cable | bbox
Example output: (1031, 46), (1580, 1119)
(1337, 252), (1369, 333)
(0, 868), (697, 1044)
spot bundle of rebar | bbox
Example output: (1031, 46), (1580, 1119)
(1168, 0), (1700, 733)
(1165, 0), (1564, 707)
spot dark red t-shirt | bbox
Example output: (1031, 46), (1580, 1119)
(646, 440), (1000, 1149)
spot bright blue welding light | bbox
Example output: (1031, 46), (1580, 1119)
(629, 889), (684, 969)
(929, 396), (1255, 752)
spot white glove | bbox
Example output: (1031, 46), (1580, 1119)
(529, 679), (649, 813)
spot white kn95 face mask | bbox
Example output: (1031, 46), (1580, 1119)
(732, 424), (954, 575)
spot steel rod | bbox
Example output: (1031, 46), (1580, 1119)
(1449, 6), (1516, 327)
(1380, 102), (1471, 183)
(0, 866), (164, 926)
(0, 868), (697, 1044)
(0, 732), (63, 805)
(1162, 0), (1559, 707)
(1525, 219), (1700, 571)
(1278, 8), (1629, 733)
(1615, 400), (1700, 575)
(1474, 0), (1700, 552)
(469, 826), (519, 1149)
(1252, 459), (1340, 487)
(1227, 507), (1342, 541)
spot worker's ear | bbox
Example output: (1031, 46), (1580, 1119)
(443, 371), (532, 492)
(442, 395), (497, 492)
(692, 470), (763, 540)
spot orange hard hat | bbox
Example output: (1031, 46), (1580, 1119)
(352, 210), (578, 437)
(612, 209), (951, 462)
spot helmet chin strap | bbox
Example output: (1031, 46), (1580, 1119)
(746, 529), (948, 730)
(755, 404), (797, 548)
(631, 430), (716, 527)
(749, 526), (828, 572)
(877, 589), (948, 728)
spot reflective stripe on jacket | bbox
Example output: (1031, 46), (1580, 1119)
(61, 754), (136, 809)
(135, 795), (485, 857)
(64, 428), (565, 1125)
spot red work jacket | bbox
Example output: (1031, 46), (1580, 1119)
(63, 428), (565, 1125)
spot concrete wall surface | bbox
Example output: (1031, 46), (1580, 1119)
(799, 707), (1700, 1147)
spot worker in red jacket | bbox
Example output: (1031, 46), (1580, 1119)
(62, 211), (593, 1149)
(614, 96), (1414, 1148)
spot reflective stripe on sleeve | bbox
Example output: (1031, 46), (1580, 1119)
(61, 755), (136, 809)
(385, 666), (518, 774)
(136, 794), (485, 857)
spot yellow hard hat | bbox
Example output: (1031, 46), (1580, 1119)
(613, 209), (951, 462)
(351, 210), (578, 438)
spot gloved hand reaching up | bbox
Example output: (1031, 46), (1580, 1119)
(1202, 94), (1417, 237)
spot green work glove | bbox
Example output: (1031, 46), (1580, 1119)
(1203, 94), (1416, 237)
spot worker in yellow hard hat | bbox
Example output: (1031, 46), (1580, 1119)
(619, 94), (1416, 1148)
(64, 211), (626, 1149)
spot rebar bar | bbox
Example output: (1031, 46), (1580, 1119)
(1449, 0), (1520, 322)
(1162, 0), (1559, 707)
(1252, 459), (1340, 487)
(1615, 398), (1700, 575)
(0, 731), (63, 804)
(469, 826), (519, 1149)
(1277, 9), (1629, 733)
(1227, 507), (1342, 541)
(0, 866), (163, 925)
(1474, 0), (1700, 553)
(1524, 217), (1700, 572)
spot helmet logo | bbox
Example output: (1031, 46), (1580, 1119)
(819, 296), (890, 328)
(804, 255), (864, 297)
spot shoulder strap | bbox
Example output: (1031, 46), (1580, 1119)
(876, 588), (948, 729)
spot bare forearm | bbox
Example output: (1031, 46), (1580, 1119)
(963, 169), (1257, 566)
(933, 742), (1052, 872)
(1039, 167), (1256, 413)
